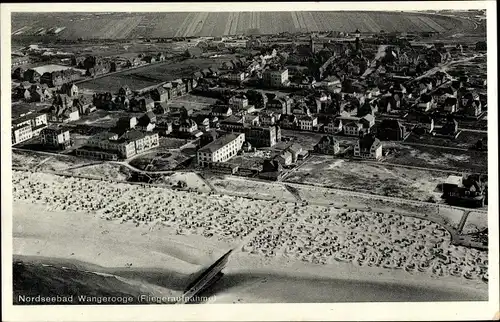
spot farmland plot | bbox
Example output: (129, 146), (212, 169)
(150, 13), (187, 38)
(12, 11), (475, 39)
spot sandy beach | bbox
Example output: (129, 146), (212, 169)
(12, 170), (488, 302)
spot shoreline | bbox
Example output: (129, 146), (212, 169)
(12, 195), (488, 303)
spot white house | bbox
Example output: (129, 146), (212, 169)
(298, 115), (318, 131)
(324, 118), (342, 134)
(229, 94), (249, 109)
(354, 135), (382, 160)
(343, 121), (363, 136)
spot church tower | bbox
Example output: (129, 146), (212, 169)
(354, 29), (361, 52)
(310, 34), (315, 54)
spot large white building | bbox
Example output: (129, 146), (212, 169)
(197, 133), (245, 167)
(80, 130), (159, 159)
(262, 68), (289, 88)
(11, 112), (48, 145)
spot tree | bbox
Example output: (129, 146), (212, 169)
(246, 89), (267, 109)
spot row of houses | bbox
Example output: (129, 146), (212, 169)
(76, 129), (160, 160)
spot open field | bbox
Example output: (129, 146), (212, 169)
(404, 131), (488, 149)
(65, 163), (133, 181)
(70, 110), (144, 128)
(383, 143), (488, 173)
(12, 11), (474, 39)
(12, 149), (92, 171)
(128, 150), (191, 171)
(209, 175), (297, 202)
(78, 56), (234, 93)
(168, 94), (219, 111)
(462, 211), (488, 235)
(284, 155), (447, 202)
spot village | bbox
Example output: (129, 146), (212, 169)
(12, 29), (488, 210)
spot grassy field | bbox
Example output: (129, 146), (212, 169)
(284, 155), (447, 202)
(384, 143), (488, 173)
(404, 131), (488, 149)
(78, 56), (234, 93)
(12, 11), (473, 39)
(128, 150), (191, 171)
(70, 110), (144, 128)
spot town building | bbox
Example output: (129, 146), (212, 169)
(444, 97), (458, 113)
(354, 134), (383, 160)
(377, 119), (407, 141)
(266, 96), (293, 115)
(40, 125), (72, 150)
(77, 130), (159, 160)
(262, 68), (289, 88)
(197, 133), (245, 167)
(343, 121), (363, 136)
(274, 150), (293, 167)
(23, 69), (42, 83)
(298, 115), (318, 131)
(154, 102), (170, 115)
(130, 97), (154, 112)
(314, 136), (340, 155)
(136, 112), (157, 132)
(12, 55), (30, 68)
(229, 94), (249, 109)
(211, 105), (233, 118)
(286, 143), (308, 163)
(150, 87), (169, 102)
(442, 174), (486, 207)
(259, 112), (277, 126)
(259, 159), (283, 181)
(280, 114), (298, 129)
(60, 83), (79, 97)
(244, 125), (280, 148)
(11, 112), (48, 145)
(41, 69), (82, 87)
(156, 116), (173, 135)
(243, 114), (260, 127)
(177, 118), (199, 135)
(324, 118), (342, 134)
(48, 94), (80, 123)
(227, 71), (246, 83)
(460, 92), (482, 117)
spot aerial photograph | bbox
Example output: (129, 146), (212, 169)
(9, 6), (490, 306)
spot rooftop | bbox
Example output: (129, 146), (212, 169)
(199, 133), (243, 153)
(31, 64), (85, 75)
(12, 112), (46, 126)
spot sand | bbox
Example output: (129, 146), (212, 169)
(11, 170), (488, 302)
